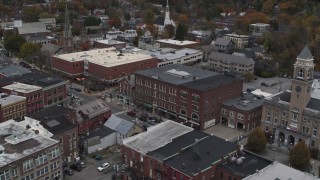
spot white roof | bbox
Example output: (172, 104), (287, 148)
(53, 47), (153, 68)
(157, 39), (198, 46)
(140, 48), (202, 61)
(17, 22), (50, 34)
(95, 39), (125, 45)
(0, 118), (57, 167)
(244, 162), (317, 180)
(251, 89), (272, 98)
(3, 82), (42, 93)
(0, 94), (26, 107)
(123, 121), (193, 155)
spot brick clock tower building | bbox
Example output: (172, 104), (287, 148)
(262, 45), (320, 150)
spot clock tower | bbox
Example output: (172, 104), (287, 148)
(289, 45), (314, 130)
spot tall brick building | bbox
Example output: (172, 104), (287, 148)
(134, 64), (243, 130)
(51, 47), (157, 84)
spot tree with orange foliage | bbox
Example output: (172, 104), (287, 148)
(261, 0), (277, 14)
(80, 41), (90, 51)
(108, 17), (122, 28)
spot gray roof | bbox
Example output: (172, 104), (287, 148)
(181, 74), (241, 92)
(83, 126), (115, 140)
(209, 52), (255, 65)
(217, 151), (272, 178)
(0, 94), (26, 106)
(104, 114), (134, 135)
(298, 45), (313, 60)
(147, 130), (209, 162)
(41, 43), (62, 54)
(75, 99), (110, 122)
(18, 22), (50, 35)
(0, 65), (31, 77)
(136, 64), (218, 85)
(223, 93), (264, 111)
(165, 135), (238, 176)
(214, 37), (232, 46)
(123, 121), (193, 155)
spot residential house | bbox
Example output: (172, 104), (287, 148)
(138, 31), (160, 51)
(104, 114), (142, 144)
(212, 37), (235, 54)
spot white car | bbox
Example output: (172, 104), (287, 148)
(98, 162), (110, 172)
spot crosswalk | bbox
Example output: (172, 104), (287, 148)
(113, 110), (129, 116)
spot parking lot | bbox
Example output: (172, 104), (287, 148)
(243, 76), (292, 94)
(64, 147), (122, 180)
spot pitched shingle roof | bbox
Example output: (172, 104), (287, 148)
(298, 45), (313, 60)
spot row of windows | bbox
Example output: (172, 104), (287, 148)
(3, 103), (26, 114)
(23, 147), (60, 172)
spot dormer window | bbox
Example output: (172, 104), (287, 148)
(298, 69), (304, 78)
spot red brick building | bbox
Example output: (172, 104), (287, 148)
(134, 64), (243, 130)
(74, 99), (111, 134)
(122, 121), (238, 180)
(51, 47), (157, 83)
(0, 94), (26, 122)
(2, 82), (43, 114)
(0, 71), (68, 108)
(220, 93), (263, 132)
(29, 106), (79, 163)
(157, 39), (200, 49)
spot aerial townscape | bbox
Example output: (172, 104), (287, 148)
(0, 0), (320, 179)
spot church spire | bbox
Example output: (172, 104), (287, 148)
(63, 3), (72, 39)
(165, 0), (170, 19)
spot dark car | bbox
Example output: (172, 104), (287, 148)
(19, 62), (31, 68)
(261, 82), (269, 87)
(64, 169), (74, 176)
(139, 114), (148, 121)
(76, 161), (86, 168)
(70, 164), (82, 172)
(126, 111), (136, 117)
(74, 88), (82, 92)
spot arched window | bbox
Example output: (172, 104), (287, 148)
(180, 109), (186, 115)
(191, 113), (199, 120)
(298, 69), (304, 78)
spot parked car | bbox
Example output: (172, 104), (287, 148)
(139, 114), (148, 121)
(76, 161), (86, 168)
(261, 82), (269, 87)
(147, 117), (157, 125)
(126, 111), (136, 117)
(98, 162), (110, 172)
(19, 62), (31, 68)
(74, 88), (82, 92)
(70, 163), (82, 172)
(64, 169), (74, 176)
(95, 154), (102, 161)
(67, 92), (72, 96)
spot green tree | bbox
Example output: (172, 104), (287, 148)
(143, 9), (155, 25)
(4, 35), (26, 54)
(289, 141), (311, 170)
(84, 16), (101, 26)
(244, 72), (256, 82)
(246, 127), (267, 153)
(20, 42), (40, 59)
(175, 24), (188, 41)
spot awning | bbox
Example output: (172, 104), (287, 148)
(158, 108), (167, 112)
(178, 115), (188, 120)
(167, 111), (177, 116)
(144, 103), (153, 108)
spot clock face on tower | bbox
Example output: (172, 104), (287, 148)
(295, 85), (302, 93)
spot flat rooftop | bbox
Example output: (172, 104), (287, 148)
(217, 151), (272, 178)
(165, 135), (238, 176)
(0, 65), (31, 77)
(243, 162), (316, 180)
(223, 93), (264, 111)
(141, 48), (202, 61)
(53, 47), (153, 67)
(3, 82), (42, 93)
(123, 121), (193, 155)
(136, 64), (218, 85)
(157, 39), (198, 46)
(0, 94), (26, 107)
(95, 39), (125, 45)
(0, 119), (58, 167)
